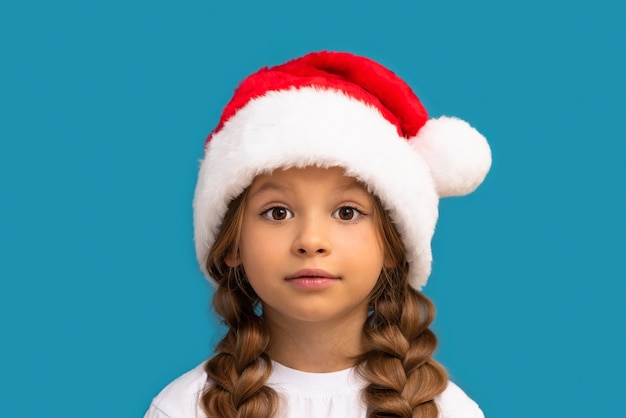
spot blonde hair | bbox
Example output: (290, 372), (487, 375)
(200, 186), (447, 418)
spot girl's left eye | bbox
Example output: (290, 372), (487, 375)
(332, 206), (364, 221)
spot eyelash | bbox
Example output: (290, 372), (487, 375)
(260, 206), (293, 221)
(260, 205), (367, 222)
(332, 205), (365, 222)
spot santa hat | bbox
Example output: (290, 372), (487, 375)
(193, 51), (491, 289)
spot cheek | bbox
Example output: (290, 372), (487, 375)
(239, 226), (285, 270)
(241, 225), (268, 247)
(345, 227), (385, 259)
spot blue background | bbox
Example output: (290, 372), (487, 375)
(1, 1), (624, 417)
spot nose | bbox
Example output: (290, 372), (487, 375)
(291, 215), (331, 256)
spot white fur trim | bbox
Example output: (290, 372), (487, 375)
(410, 117), (491, 197)
(194, 87), (440, 289)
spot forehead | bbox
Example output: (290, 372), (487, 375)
(249, 166), (370, 194)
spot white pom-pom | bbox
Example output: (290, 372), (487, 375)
(409, 116), (491, 197)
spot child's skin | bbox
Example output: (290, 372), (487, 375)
(226, 166), (388, 373)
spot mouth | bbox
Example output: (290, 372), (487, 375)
(285, 268), (340, 281)
(285, 269), (340, 290)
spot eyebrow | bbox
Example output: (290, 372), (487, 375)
(249, 181), (290, 197)
(334, 180), (369, 194)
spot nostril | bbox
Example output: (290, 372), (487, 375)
(297, 248), (326, 254)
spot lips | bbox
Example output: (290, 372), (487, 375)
(285, 269), (340, 290)
(286, 268), (340, 281)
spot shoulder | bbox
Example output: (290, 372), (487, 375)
(435, 381), (484, 418)
(144, 362), (208, 418)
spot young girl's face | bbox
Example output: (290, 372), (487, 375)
(226, 166), (386, 326)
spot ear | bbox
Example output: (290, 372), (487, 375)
(224, 251), (242, 268)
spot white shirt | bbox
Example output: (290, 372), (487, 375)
(144, 361), (484, 418)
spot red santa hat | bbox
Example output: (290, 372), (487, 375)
(193, 51), (491, 289)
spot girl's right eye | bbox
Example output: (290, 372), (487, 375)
(261, 206), (293, 221)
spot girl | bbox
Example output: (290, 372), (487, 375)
(145, 51), (491, 418)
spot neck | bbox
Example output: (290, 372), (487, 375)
(263, 308), (367, 373)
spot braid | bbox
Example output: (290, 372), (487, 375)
(359, 272), (447, 417)
(199, 190), (279, 418)
(201, 272), (278, 418)
(357, 199), (448, 418)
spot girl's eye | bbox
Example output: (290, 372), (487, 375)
(262, 206), (293, 221)
(332, 206), (363, 221)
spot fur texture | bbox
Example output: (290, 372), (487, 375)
(411, 117), (491, 198)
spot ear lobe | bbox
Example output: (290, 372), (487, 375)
(224, 252), (241, 268)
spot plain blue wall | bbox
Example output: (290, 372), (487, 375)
(1, 1), (624, 417)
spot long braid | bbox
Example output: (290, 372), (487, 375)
(358, 200), (448, 418)
(199, 190), (280, 418)
(201, 273), (278, 417)
(360, 276), (447, 417)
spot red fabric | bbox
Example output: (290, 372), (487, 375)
(206, 51), (429, 145)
